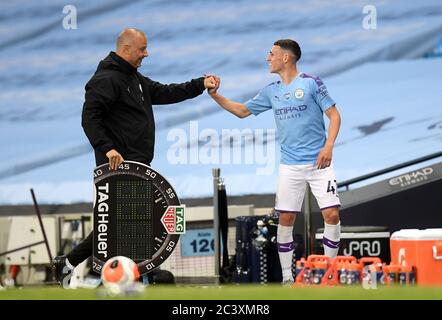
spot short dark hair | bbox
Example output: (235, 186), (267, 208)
(273, 39), (301, 63)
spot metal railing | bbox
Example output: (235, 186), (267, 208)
(338, 151), (442, 191)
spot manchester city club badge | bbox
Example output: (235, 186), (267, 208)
(294, 88), (304, 99)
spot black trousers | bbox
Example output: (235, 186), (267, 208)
(65, 230), (155, 282)
(66, 231), (93, 266)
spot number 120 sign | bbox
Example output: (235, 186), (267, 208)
(180, 229), (223, 257)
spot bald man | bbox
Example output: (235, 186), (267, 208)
(83, 28), (217, 168)
(52, 28), (217, 287)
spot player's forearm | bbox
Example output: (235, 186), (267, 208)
(209, 92), (250, 118)
(325, 109), (341, 147)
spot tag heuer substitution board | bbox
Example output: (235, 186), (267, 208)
(92, 161), (185, 275)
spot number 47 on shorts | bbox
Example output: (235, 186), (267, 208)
(327, 180), (337, 195)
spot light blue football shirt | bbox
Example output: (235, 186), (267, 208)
(245, 73), (336, 164)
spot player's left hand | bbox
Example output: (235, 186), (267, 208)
(316, 145), (333, 169)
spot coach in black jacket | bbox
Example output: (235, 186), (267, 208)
(82, 28), (216, 169)
(53, 28), (217, 287)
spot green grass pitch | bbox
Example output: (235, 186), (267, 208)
(1, 284), (442, 300)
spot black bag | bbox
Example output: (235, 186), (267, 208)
(234, 214), (304, 283)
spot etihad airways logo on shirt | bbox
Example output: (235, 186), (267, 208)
(275, 105), (307, 120)
(275, 105), (307, 114)
(275, 104), (307, 116)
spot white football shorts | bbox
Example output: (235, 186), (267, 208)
(275, 163), (341, 213)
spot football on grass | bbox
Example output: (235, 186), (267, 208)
(101, 256), (140, 287)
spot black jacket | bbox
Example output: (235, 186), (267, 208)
(81, 51), (205, 166)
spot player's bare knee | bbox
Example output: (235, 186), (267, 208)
(322, 207), (340, 225)
(278, 212), (296, 226)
